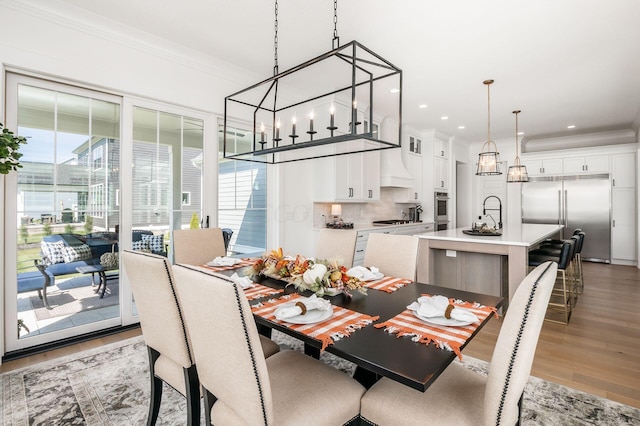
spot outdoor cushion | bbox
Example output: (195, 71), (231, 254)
(132, 240), (151, 252)
(41, 241), (66, 264)
(62, 244), (93, 263)
(141, 234), (164, 254)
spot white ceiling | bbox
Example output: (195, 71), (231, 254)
(54, 0), (640, 144)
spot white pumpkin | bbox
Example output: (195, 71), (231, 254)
(302, 263), (328, 285)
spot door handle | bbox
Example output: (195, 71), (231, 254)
(369, 189), (373, 198)
(613, 219), (616, 227)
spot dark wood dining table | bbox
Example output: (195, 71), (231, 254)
(220, 270), (503, 393)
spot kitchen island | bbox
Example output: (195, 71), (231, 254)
(415, 224), (563, 310)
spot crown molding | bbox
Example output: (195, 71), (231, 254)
(1, 0), (260, 86)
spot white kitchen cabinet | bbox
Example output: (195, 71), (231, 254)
(394, 153), (423, 202)
(612, 187), (637, 262)
(408, 134), (422, 154)
(563, 155), (609, 174)
(314, 141), (380, 202)
(523, 158), (563, 176)
(434, 156), (448, 190)
(433, 137), (449, 158)
(611, 153), (636, 188)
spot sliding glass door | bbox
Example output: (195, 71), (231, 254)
(4, 74), (122, 350)
(3, 74), (215, 352)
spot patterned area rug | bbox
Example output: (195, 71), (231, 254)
(1, 332), (639, 425)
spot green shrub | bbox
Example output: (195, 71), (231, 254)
(84, 215), (94, 234)
(19, 224), (28, 245)
(43, 222), (52, 236)
(189, 212), (199, 229)
(64, 224), (74, 234)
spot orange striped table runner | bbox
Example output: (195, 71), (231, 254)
(251, 294), (380, 350)
(374, 295), (498, 360)
(243, 283), (283, 301)
(202, 258), (256, 272)
(363, 276), (413, 293)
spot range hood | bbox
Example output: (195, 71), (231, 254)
(379, 117), (414, 188)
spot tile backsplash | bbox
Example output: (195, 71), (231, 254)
(313, 188), (422, 228)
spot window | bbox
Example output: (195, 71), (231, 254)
(90, 183), (105, 218)
(218, 123), (267, 255)
(181, 192), (191, 206)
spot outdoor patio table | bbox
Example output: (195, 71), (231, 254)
(75, 265), (116, 299)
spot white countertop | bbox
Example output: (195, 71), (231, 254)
(415, 224), (564, 247)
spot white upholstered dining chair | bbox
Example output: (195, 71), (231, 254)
(172, 227), (226, 265)
(121, 250), (201, 425)
(363, 233), (420, 280)
(359, 261), (558, 426)
(315, 228), (358, 267)
(122, 250), (280, 425)
(172, 263), (366, 426)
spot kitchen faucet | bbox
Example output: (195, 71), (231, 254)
(482, 195), (503, 229)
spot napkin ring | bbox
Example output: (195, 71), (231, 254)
(295, 301), (307, 315)
(444, 304), (454, 319)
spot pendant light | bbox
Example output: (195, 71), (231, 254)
(476, 79), (502, 175)
(222, 0), (402, 164)
(506, 110), (529, 183)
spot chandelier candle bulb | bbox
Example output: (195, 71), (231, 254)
(260, 122), (266, 143)
(275, 119), (280, 140)
(289, 116), (299, 143)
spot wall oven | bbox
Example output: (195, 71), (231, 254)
(434, 192), (449, 230)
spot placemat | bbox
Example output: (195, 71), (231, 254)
(243, 283), (283, 300)
(202, 258), (256, 272)
(363, 276), (413, 293)
(374, 295), (498, 359)
(251, 294), (380, 350)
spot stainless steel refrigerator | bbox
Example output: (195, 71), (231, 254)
(521, 174), (610, 262)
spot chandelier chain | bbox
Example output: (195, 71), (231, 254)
(274, 0), (279, 75)
(332, 0), (340, 49)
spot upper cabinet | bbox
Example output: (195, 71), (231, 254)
(434, 157), (448, 190)
(314, 140), (380, 202)
(522, 158), (563, 176)
(563, 155), (609, 174)
(409, 135), (422, 155)
(611, 153), (636, 188)
(433, 137), (449, 159)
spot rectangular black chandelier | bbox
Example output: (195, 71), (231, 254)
(223, 40), (402, 164)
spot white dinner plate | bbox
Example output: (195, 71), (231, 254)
(412, 310), (476, 327)
(274, 303), (334, 324)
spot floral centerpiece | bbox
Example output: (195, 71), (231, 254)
(247, 248), (366, 297)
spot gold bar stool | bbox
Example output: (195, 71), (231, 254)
(529, 240), (575, 324)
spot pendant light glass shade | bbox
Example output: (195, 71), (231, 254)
(506, 110), (529, 183)
(476, 79), (502, 176)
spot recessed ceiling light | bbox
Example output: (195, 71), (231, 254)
(517, 131), (524, 135)
(441, 116), (449, 120)
(418, 104), (427, 109)
(567, 125), (576, 129)
(390, 88), (400, 94)
(458, 125), (465, 129)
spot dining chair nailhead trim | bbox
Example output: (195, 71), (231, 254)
(178, 264), (269, 426)
(495, 261), (553, 426)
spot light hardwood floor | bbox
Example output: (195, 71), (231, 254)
(1, 262), (639, 409)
